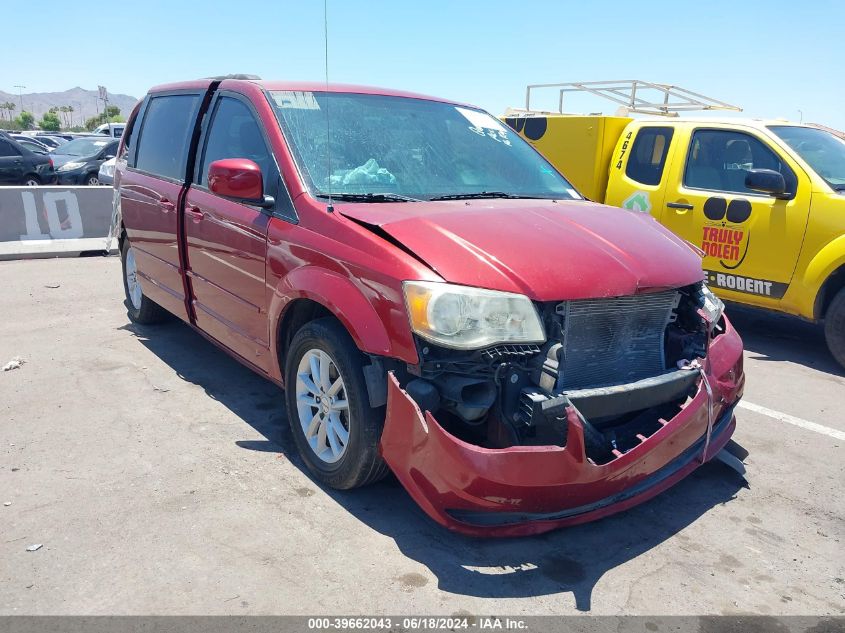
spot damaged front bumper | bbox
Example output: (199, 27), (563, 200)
(379, 318), (744, 537)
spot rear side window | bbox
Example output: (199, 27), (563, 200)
(0, 140), (21, 157)
(135, 94), (200, 180)
(626, 127), (674, 185)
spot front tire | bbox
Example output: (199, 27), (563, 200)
(85, 173), (100, 186)
(284, 318), (389, 489)
(824, 287), (845, 369)
(121, 239), (168, 324)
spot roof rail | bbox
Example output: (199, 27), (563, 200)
(524, 80), (742, 117)
(202, 74), (262, 81)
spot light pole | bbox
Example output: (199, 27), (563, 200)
(13, 84), (25, 112)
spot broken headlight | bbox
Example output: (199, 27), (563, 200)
(700, 283), (725, 329)
(403, 281), (545, 350)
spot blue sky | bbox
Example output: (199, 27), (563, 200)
(3, 0), (842, 128)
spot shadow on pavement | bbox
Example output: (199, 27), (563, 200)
(122, 319), (748, 612)
(726, 303), (843, 376)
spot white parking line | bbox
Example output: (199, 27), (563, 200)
(739, 401), (845, 442)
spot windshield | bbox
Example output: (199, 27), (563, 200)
(769, 125), (845, 191)
(55, 137), (111, 157)
(268, 91), (580, 201)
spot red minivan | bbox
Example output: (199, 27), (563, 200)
(114, 77), (745, 536)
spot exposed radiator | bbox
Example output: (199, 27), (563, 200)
(556, 290), (680, 390)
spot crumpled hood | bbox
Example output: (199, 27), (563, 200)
(340, 199), (704, 301)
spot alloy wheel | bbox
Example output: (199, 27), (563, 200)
(124, 247), (142, 310)
(295, 349), (351, 464)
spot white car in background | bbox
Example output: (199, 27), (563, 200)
(98, 157), (116, 185)
(93, 123), (125, 138)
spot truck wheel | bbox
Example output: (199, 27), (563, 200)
(824, 287), (845, 369)
(121, 239), (168, 325)
(285, 318), (389, 489)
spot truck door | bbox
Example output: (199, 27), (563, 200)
(604, 125), (676, 215)
(660, 127), (812, 304)
(183, 94), (273, 372)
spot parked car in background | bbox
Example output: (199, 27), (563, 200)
(36, 132), (74, 142)
(32, 135), (67, 149)
(98, 156), (116, 185)
(51, 137), (118, 185)
(10, 134), (50, 154)
(0, 135), (56, 185)
(93, 122), (125, 138)
(114, 78), (745, 536)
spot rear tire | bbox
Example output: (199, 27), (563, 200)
(23, 175), (40, 186)
(824, 288), (845, 369)
(121, 239), (168, 325)
(284, 318), (389, 489)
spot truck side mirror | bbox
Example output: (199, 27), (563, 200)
(745, 168), (787, 197)
(208, 158), (272, 207)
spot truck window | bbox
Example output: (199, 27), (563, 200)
(135, 94), (201, 181)
(198, 97), (273, 189)
(626, 127), (674, 185)
(684, 129), (797, 195)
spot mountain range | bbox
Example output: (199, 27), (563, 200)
(0, 87), (139, 126)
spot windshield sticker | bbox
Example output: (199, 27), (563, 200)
(271, 91), (321, 110)
(700, 197), (752, 269)
(456, 107), (504, 131)
(456, 107), (512, 145)
(622, 191), (651, 213)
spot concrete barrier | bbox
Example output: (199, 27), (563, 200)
(0, 186), (117, 260)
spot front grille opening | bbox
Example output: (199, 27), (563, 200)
(583, 397), (687, 465)
(556, 290), (681, 390)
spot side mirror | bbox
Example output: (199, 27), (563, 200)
(103, 153), (115, 160)
(745, 168), (787, 197)
(207, 158), (272, 207)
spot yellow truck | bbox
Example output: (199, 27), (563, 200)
(504, 80), (845, 368)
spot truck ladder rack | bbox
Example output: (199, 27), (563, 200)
(523, 80), (742, 117)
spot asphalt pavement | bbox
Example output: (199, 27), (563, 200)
(1, 257), (842, 616)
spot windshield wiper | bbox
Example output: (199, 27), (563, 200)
(429, 191), (546, 201)
(315, 192), (420, 203)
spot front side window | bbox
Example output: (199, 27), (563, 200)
(268, 91), (580, 201)
(135, 94), (201, 180)
(684, 129), (797, 195)
(626, 126), (674, 186)
(199, 97), (273, 188)
(769, 125), (845, 192)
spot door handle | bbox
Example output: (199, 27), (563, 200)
(185, 206), (204, 222)
(159, 199), (176, 212)
(667, 202), (694, 210)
